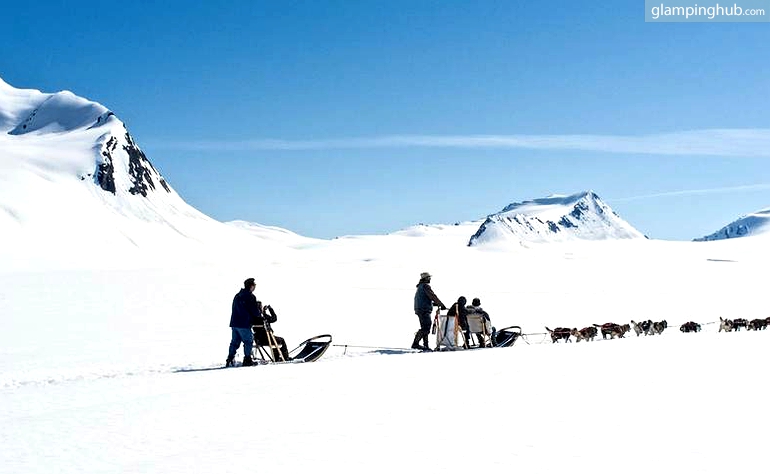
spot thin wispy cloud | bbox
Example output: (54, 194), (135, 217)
(611, 183), (770, 202)
(150, 128), (770, 157)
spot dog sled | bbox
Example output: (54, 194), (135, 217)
(490, 325), (522, 347)
(288, 334), (333, 362)
(252, 320), (332, 364)
(435, 308), (521, 350)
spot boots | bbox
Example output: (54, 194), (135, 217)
(242, 355), (255, 367)
(421, 334), (432, 352)
(225, 355), (235, 367)
(411, 331), (423, 350)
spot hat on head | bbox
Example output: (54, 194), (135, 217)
(420, 272), (431, 280)
(472, 298), (481, 306)
(244, 277), (256, 288)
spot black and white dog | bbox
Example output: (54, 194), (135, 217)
(718, 317), (734, 333)
(680, 321), (701, 333)
(651, 320), (668, 335)
(748, 318), (768, 331)
(733, 318), (749, 331)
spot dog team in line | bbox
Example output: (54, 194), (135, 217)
(414, 273), (770, 348)
(545, 316), (770, 344)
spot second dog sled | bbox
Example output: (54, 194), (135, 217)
(435, 308), (522, 350)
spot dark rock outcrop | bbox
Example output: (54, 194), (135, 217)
(124, 131), (158, 197)
(97, 136), (118, 194)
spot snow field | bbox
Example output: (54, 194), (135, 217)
(2, 77), (769, 473)
(2, 324), (768, 473)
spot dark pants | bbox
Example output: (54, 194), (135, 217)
(412, 309), (433, 348)
(458, 314), (469, 332)
(253, 328), (290, 361)
(416, 309), (432, 336)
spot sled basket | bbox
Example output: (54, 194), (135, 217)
(492, 325), (522, 348)
(289, 334), (333, 363)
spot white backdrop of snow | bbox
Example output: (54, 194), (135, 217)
(2, 77), (770, 473)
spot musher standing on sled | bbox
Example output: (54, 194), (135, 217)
(412, 272), (446, 351)
(226, 277), (261, 367)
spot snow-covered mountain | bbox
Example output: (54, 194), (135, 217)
(0, 77), (277, 269)
(695, 206), (770, 241)
(468, 191), (645, 246)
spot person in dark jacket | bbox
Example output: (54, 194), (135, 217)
(412, 272), (446, 350)
(466, 297), (492, 347)
(252, 304), (291, 362)
(447, 296), (471, 349)
(226, 277), (262, 367)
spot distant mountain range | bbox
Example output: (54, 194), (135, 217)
(1, 77), (767, 253)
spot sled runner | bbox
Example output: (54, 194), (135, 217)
(491, 325), (522, 348)
(252, 327), (333, 364)
(287, 334), (333, 362)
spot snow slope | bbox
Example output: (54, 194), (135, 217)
(0, 78), (288, 270)
(695, 206), (770, 241)
(469, 191), (645, 246)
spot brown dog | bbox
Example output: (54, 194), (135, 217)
(593, 323), (630, 339)
(545, 327), (572, 343)
(570, 326), (598, 342)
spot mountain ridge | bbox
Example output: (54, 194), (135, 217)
(468, 190), (645, 246)
(695, 206), (770, 241)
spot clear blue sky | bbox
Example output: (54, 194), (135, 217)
(2, 0), (769, 239)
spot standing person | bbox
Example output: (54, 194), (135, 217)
(447, 296), (471, 349)
(467, 297), (492, 347)
(413, 272), (446, 351)
(226, 277), (262, 367)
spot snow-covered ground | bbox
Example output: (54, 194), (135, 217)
(2, 233), (770, 473)
(2, 77), (770, 472)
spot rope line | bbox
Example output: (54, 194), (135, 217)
(331, 319), (760, 353)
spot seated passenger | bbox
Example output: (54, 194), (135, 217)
(447, 296), (470, 349)
(252, 304), (291, 361)
(466, 297), (492, 347)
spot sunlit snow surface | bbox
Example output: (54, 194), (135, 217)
(2, 235), (769, 473)
(1, 77), (769, 472)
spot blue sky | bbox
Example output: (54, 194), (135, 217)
(2, 0), (769, 239)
